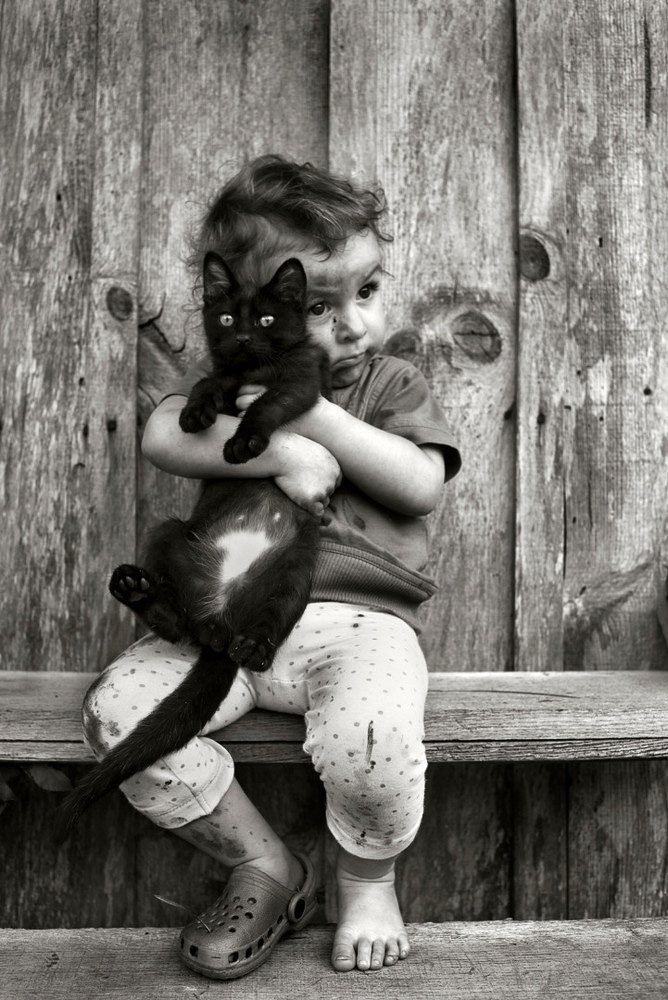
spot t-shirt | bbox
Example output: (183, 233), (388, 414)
(164, 354), (461, 630)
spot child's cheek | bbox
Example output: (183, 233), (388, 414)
(305, 315), (336, 357)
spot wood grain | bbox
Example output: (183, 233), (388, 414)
(330, 0), (517, 674)
(2, 920), (668, 999)
(6, 671), (668, 762)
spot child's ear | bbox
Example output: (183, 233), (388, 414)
(265, 258), (306, 305)
(202, 252), (237, 303)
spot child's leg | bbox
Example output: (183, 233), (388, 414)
(85, 632), (314, 979)
(298, 604), (429, 972)
(82, 633), (255, 830)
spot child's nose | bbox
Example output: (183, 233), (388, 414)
(336, 305), (366, 341)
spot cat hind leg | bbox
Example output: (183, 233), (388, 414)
(109, 564), (155, 608)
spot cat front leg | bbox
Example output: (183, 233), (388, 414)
(179, 376), (237, 433)
(223, 381), (320, 464)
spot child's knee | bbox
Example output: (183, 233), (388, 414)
(81, 668), (142, 758)
(311, 715), (426, 810)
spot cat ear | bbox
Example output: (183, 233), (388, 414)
(265, 258), (306, 305)
(202, 252), (237, 303)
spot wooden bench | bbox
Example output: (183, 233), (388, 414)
(2, 669), (668, 999)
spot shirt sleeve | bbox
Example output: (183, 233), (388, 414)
(365, 357), (462, 482)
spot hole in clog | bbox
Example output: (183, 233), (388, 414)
(232, 896), (240, 902)
(293, 898), (306, 920)
(248, 896), (257, 904)
(267, 927), (273, 938)
(258, 937), (264, 949)
(245, 946), (253, 958)
(277, 915), (283, 924)
(229, 926), (236, 933)
(231, 915), (239, 921)
(245, 912), (253, 919)
(189, 945), (199, 957)
(180, 937), (185, 950)
(228, 951), (239, 964)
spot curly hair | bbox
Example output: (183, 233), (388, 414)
(188, 154), (392, 289)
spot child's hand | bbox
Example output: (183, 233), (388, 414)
(235, 384), (266, 412)
(274, 435), (341, 518)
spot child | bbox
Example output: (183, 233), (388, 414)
(82, 155), (461, 979)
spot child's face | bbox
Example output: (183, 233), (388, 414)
(300, 231), (387, 389)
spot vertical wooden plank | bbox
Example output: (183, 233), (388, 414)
(569, 761), (668, 918)
(0, 0), (97, 672)
(517, 0), (668, 920)
(0, 767), (137, 928)
(0, 0), (144, 926)
(564, 0), (668, 918)
(0, 0), (141, 672)
(330, 0), (517, 673)
(561, 0), (668, 672)
(515, 4), (568, 674)
(134, 0), (332, 919)
(514, 0), (570, 920)
(85, 0), (143, 668)
(330, 0), (517, 919)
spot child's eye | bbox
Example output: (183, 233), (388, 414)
(218, 313), (234, 327)
(358, 280), (380, 301)
(309, 302), (328, 317)
(258, 315), (274, 327)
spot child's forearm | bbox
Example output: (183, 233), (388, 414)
(142, 396), (294, 480)
(292, 398), (445, 516)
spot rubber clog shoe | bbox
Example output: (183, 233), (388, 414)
(179, 851), (317, 980)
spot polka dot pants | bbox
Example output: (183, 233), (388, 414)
(82, 602), (429, 860)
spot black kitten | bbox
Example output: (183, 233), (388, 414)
(57, 252), (330, 835)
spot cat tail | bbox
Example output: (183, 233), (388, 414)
(54, 646), (236, 843)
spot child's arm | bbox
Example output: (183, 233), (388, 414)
(289, 397), (445, 517)
(142, 395), (341, 518)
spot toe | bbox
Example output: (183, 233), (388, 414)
(384, 938), (400, 966)
(370, 938), (385, 970)
(398, 932), (411, 960)
(331, 930), (357, 973)
(356, 938), (372, 971)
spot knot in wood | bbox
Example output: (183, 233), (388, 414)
(451, 311), (501, 362)
(519, 234), (550, 282)
(106, 286), (134, 321)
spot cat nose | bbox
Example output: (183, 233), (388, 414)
(236, 332), (251, 345)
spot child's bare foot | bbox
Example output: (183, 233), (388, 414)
(331, 850), (409, 972)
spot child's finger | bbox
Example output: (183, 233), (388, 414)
(235, 384), (266, 411)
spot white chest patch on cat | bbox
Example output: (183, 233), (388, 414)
(214, 529), (272, 584)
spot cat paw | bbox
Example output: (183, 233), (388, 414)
(179, 381), (229, 433)
(228, 634), (275, 672)
(179, 398), (219, 433)
(223, 432), (270, 465)
(109, 565), (155, 607)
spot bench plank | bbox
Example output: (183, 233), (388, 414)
(1, 920), (666, 999)
(3, 670), (668, 763)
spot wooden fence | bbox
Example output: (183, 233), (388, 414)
(1, 0), (667, 927)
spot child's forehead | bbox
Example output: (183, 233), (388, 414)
(301, 231), (382, 292)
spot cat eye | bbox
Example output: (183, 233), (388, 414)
(258, 315), (274, 327)
(218, 314), (234, 327)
